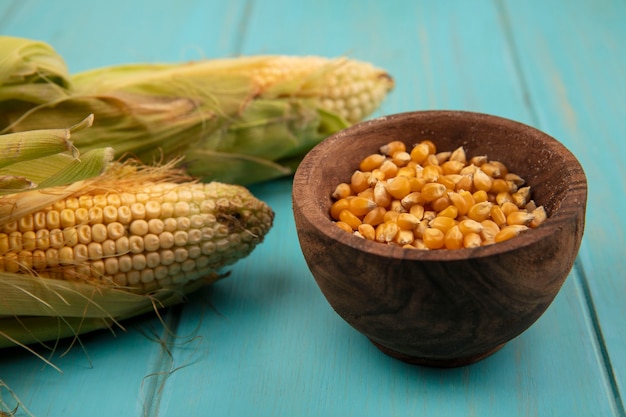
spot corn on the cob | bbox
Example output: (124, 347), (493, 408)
(330, 139), (548, 249)
(0, 162), (274, 349)
(0, 36), (394, 185)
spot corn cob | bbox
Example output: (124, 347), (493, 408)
(0, 36), (394, 185)
(0, 162), (274, 349)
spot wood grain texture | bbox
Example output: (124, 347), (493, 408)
(0, 0), (624, 415)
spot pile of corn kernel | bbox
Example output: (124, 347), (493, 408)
(330, 140), (547, 250)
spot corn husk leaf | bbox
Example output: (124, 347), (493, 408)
(0, 114), (114, 195)
(0, 36), (394, 185)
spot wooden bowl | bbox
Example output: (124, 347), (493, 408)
(292, 110), (587, 367)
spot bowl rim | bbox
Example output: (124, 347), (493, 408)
(293, 110), (587, 262)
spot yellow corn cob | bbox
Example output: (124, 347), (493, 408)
(0, 162), (273, 349)
(0, 36), (394, 185)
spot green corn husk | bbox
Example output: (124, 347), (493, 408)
(0, 114), (113, 194)
(0, 36), (394, 185)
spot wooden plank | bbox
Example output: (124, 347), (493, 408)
(500, 0), (626, 408)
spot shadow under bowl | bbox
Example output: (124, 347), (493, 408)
(292, 110), (587, 367)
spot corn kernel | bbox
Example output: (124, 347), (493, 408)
(495, 225), (528, 243)
(358, 223), (376, 240)
(506, 210), (535, 226)
(391, 151), (411, 167)
(397, 213), (420, 230)
(386, 176), (412, 200)
(458, 219), (484, 235)
(360, 153), (386, 172)
(530, 206), (547, 228)
(463, 232), (482, 248)
(421, 183), (446, 202)
(338, 209), (361, 230)
(449, 146), (467, 164)
(332, 183), (352, 200)
(395, 229), (414, 245)
(467, 202), (492, 222)
(410, 143), (430, 164)
(362, 206), (386, 226)
(348, 196), (377, 217)
(423, 228), (445, 249)
(330, 198), (349, 220)
(350, 170), (369, 193)
(429, 216), (457, 233)
(379, 140), (406, 156)
(444, 225), (463, 250)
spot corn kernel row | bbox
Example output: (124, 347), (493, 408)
(330, 140), (547, 250)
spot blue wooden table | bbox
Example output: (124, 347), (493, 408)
(1, 1), (625, 416)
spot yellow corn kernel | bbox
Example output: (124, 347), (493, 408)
(424, 154), (441, 168)
(374, 181), (392, 208)
(501, 201), (520, 217)
(480, 219), (501, 242)
(448, 191), (470, 216)
(441, 160), (465, 175)
(410, 142), (431, 164)
(338, 209), (361, 230)
(512, 186), (531, 208)
(459, 164), (477, 176)
(409, 204), (425, 221)
(467, 201), (492, 222)
(379, 140), (406, 156)
(421, 140), (437, 155)
(395, 229), (414, 246)
(525, 200), (538, 212)
(421, 183), (447, 202)
(357, 187), (375, 201)
(330, 198), (350, 220)
(367, 169), (385, 186)
(408, 176), (427, 192)
(449, 146), (467, 164)
(362, 206), (386, 226)
(530, 206), (547, 228)
(431, 196), (451, 212)
(386, 176), (412, 200)
(444, 225), (463, 250)
(496, 191), (514, 206)
(473, 168), (493, 192)
(490, 160), (510, 177)
(504, 172), (524, 187)
(359, 153), (386, 172)
(411, 239), (428, 250)
(506, 210), (535, 226)
(463, 232), (482, 248)
(348, 196), (377, 217)
(376, 221), (399, 243)
(350, 170), (369, 193)
(480, 162), (502, 178)
(423, 228), (445, 249)
(429, 216), (457, 233)
(397, 213), (421, 230)
(390, 199), (407, 213)
(379, 159), (399, 178)
(335, 221), (353, 233)
(490, 205), (507, 227)
(469, 155), (488, 166)
(455, 174), (473, 191)
(472, 190), (489, 203)
(437, 205), (458, 219)
(396, 166), (416, 178)
(357, 223), (376, 241)
(494, 225), (528, 243)
(332, 183), (352, 200)
(437, 175), (457, 191)
(456, 219), (483, 237)
(383, 210), (400, 223)
(391, 151), (411, 167)
(414, 219), (429, 239)
(491, 179), (510, 194)
(422, 164), (440, 182)
(435, 151), (452, 165)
